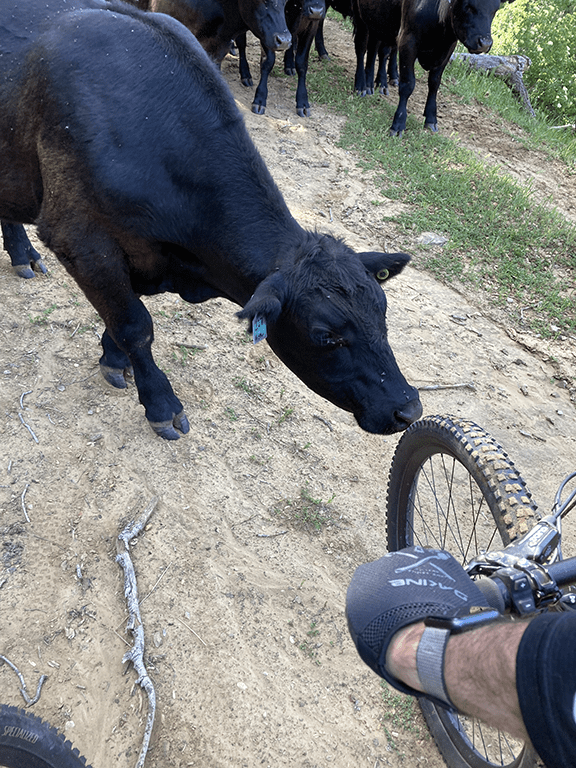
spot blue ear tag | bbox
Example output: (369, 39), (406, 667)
(252, 313), (267, 344)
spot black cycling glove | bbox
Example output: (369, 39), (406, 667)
(346, 546), (497, 708)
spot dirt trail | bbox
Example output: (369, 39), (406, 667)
(1, 17), (575, 768)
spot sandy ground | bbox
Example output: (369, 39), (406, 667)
(1, 16), (575, 768)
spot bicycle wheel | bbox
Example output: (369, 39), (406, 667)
(386, 415), (540, 768)
(0, 705), (91, 768)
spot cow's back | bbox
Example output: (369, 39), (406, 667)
(1, 0), (282, 244)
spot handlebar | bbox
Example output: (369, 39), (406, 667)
(467, 472), (576, 618)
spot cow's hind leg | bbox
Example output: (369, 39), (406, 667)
(1, 222), (48, 278)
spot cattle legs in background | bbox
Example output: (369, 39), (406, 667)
(237, 0), (326, 117)
(357, 37), (398, 96)
(1, 222), (47, 278)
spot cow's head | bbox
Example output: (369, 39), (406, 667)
(239, 0), (292, 51)
(237, 237), (422, 435)
(444, 0), (514, 54)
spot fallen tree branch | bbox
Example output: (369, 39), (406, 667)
(451, 52), (535, 117)
(116, 497), (159, 768)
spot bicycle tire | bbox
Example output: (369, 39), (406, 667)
(386, 415), (539, 768)
(0, 705), (92, 768)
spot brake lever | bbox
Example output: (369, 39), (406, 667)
(466, 516), (563, 615)
(467, 516), (561, 576)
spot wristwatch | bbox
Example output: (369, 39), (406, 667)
(416, 607), (502, 708)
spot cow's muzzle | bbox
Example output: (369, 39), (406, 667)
(469, 36), (493, 54)
(394, 396), (423, 430)
(305, 6), (325, 19)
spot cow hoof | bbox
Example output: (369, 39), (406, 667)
(284, 67), (296, 76)
(354, 89), (366, 97)
(378, 86), (389, 96)
(149, 410), (190, 440)
(389, 79), (398, 88)
(14, 258), (48, 278)
(319, 53), (330, 61)
(251, 104), (266, 115)
(389, 128), (403, 138)
(14, 264), (35, 279)
(425, 122), (439, 133)
(365, 87), (374, 95)
(296, 106), (311, 118)
(100, 364), (134, 389)
(241, 77), (253, 87)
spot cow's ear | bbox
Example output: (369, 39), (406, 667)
(359, 251), (411, 283)
(236, 271), (286, 327)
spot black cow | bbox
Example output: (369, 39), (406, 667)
(1, 0), (422, 439)
(143, 0), (292, 63)
(236, 0), (325, 116)
(352, 0), (514, 135)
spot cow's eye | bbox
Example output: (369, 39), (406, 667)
(317, 332), (348, 348)
(376, 268), (390, 282)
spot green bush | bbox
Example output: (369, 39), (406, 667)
(492, 0), (576, 124)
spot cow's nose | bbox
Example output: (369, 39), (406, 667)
(306, 6), (325, 18)
(394, 397), (423, 428)
(273, 31), (292, 50)
(473, 36), (493, 53)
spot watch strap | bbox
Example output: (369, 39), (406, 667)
(416, 625), (454, 709)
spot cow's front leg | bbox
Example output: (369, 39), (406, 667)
(423, 61), (448, 132)
(389, 39), (417, 136)
(1, 222), (48, 278)
(100, 329), (134, 389)
(294, 21), (320, 117)
(47, 230), (189, 439)
(236, 32), (253, 86)
(104, 296), (190, 440)
(252, 46), (276, 115)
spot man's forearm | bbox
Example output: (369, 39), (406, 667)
(386, 619), (531, 741)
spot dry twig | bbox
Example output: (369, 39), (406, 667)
(116, 497), (159, 768)
(0, 654), (47, 706)
(418, 382), (476, 392)
(21, 483), (31, 523)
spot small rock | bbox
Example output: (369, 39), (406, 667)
(418, 231), (448, 246)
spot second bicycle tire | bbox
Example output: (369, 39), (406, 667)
(0, 704), (91, 768)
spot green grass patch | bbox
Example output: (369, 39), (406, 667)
(272, 483), (336, 532)
(305, 50), (576, 338)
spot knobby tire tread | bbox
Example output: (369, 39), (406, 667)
(0, 704), (91, 768)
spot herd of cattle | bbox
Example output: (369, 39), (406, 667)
(0, 0), (511, 441)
